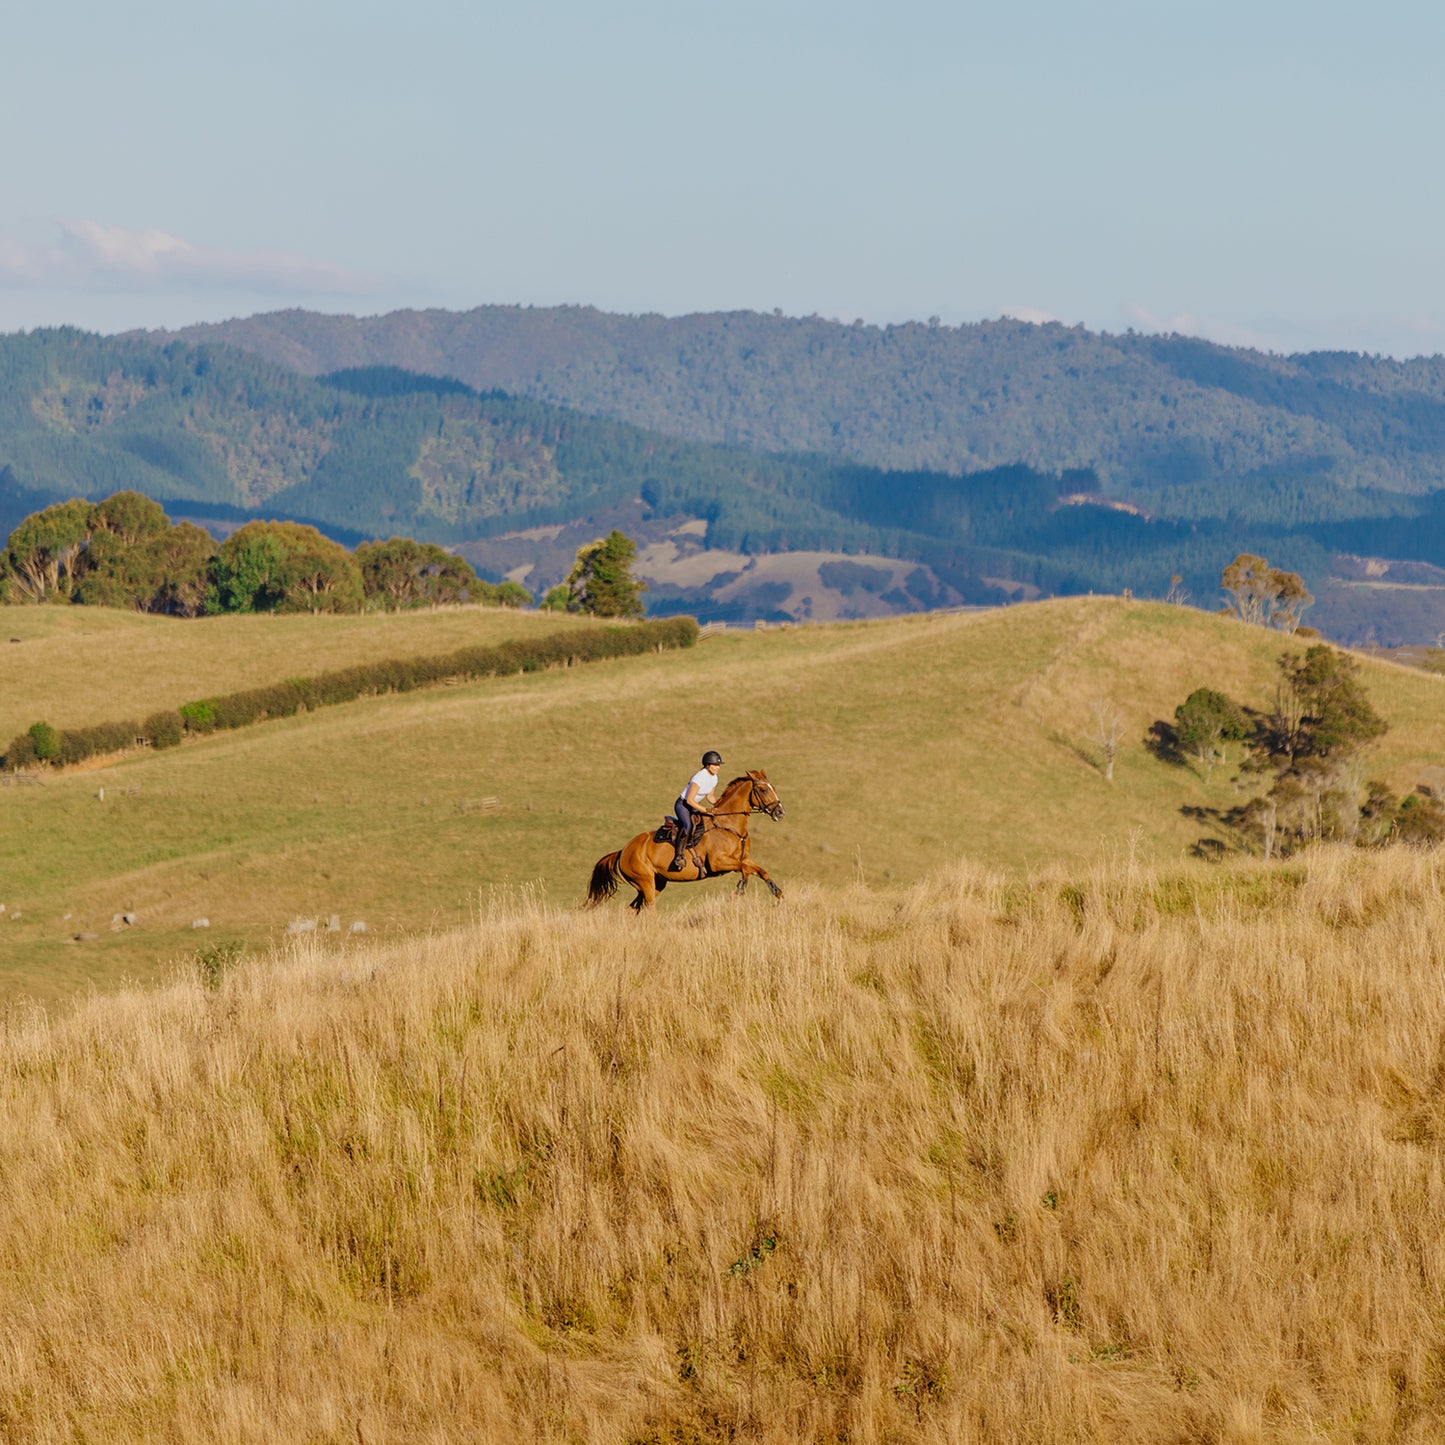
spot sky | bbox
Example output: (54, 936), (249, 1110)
(2, 0), (1442, 356)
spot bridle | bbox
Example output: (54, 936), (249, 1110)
(704, 778), (786, 837)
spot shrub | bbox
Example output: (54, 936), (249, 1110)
(145, 711), (185, 749)
(1394, 792), (1445, 847)
(493, 581), (534, 609)
(3, 731), (38, 770)
(28, 721), (59, 762)
(57, 720), (140, 767)
(158, 618), (697, 745)
(179, 700), (217, 734)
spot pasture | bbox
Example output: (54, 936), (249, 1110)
(4, 597), (1445, 1003)
(0, 602), (600, 741)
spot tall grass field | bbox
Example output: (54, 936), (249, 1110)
(3, 850), (1445, 1441)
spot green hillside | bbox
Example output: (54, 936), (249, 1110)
(164, 304), (1445, 496)
(0, 331), (862, 550)
(3, 598), (1443, 1004)
(0, 603), (601, 742)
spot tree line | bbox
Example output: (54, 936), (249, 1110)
(0, 491), (649, 620)
(0, 490), (531, 615)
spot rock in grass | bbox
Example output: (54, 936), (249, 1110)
(192, 918), (210, 929)
(286, 918), (317, 935)
(349, 920), (368, 934)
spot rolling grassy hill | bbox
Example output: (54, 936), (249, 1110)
(3, 598), (1444, 1004)
(0, 602), (600, 743)
(6, 600), (1445, 1438)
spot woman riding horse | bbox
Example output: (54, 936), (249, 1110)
(670, 749), (724, 871)
(587, 770), (786, 911)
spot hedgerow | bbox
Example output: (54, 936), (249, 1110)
(1, 617), (697, 770)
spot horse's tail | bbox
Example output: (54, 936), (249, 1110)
(585, 850), (623, 907)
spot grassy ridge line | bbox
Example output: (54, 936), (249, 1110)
(0, 605), (611, 742)
(1, 615), (698, 770)
(3, 851), (1445, 1440)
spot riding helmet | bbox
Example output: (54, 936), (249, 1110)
(702, 750), (724, 767)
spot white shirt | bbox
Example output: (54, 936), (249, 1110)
(686, 769), (719, 802)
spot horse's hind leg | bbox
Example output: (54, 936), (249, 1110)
(628, 871), (661, 912)
(735, 875), (748, 896)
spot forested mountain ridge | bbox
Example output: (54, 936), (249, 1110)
(154, 306), (1445, 498)
(1, 331), (1145, 609)
(7, 326), (1445, 641)
(0, 332), (890, 550)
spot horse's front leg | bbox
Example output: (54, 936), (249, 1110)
(739, 859), (783, 901)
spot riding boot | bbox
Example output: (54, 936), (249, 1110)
(668, 829), (688, 872)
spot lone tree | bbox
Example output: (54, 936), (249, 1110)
(561, 530), (647, 618)
(1269, 645), (1387, 764)
(1174, 687), (1251, 781)
(1221, 553), (1313, 632)
(1088, 698), (1125, 782)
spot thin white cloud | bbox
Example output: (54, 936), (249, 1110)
(1122, 302), (1445, 358)
(1122, 302), (1283, 353)
(0, 219), (378, 295)
(1000, 305), (1061, 326)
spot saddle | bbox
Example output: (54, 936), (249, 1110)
(653, 815), (703, 847)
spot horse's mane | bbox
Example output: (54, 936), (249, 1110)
(720, 775), (754, 795)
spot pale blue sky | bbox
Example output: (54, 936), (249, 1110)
(2, 0), (1441, 354)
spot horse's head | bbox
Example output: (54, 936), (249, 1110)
(747, 769), (786, 820)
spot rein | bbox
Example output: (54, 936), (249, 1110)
(698, 783), (779, 838)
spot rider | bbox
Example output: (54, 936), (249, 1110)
(670, 751), (724, 871)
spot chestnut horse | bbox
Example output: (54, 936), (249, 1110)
(586, 770), (786, 911)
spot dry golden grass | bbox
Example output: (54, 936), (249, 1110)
(6, 847), (1445, 1441)
(0, 603), (599, 739)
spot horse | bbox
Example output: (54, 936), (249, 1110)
(585, 770), (786, 911)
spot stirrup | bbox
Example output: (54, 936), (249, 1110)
(668, 852), (686, 872)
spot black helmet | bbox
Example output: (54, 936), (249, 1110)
(702, 750), (724, 767)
